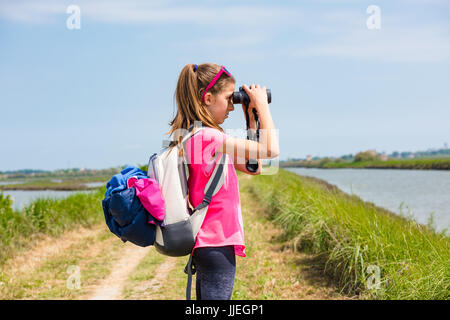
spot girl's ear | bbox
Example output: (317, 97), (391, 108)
(204, 92), (215, 106)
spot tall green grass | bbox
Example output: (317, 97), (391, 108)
(0, 187), (106, 265)
(248, 169), (449, 299)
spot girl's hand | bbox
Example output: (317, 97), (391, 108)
(242, 84), (269, 113)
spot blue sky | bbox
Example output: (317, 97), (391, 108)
(1, 0), (449, 171)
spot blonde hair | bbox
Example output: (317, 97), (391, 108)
(167, 63), (236, 152)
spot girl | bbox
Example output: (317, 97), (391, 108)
(167, 63), (279, 300)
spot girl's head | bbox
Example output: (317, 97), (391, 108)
(168, 63), (236, 138)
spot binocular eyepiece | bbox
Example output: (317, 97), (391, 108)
(232, 86), (271, 106)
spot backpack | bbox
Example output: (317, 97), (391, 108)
(102, 166), (159, 247)
(102, 124), (228, 299)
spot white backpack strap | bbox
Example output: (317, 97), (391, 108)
(180, 124), (201, 146)
(189, 153), (228, 237)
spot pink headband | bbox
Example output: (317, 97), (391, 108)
(201, 66), (232, 103)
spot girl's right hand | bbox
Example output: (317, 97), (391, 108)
(242, 84), (269, 113)
(218, 83), (279, 162)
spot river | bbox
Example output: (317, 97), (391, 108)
(2, 189), (96, 211)
(285, 168), (450, 234)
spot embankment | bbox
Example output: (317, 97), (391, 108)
(248, 169), (449, 299)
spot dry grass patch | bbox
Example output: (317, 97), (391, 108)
(0, 225), (130, 299)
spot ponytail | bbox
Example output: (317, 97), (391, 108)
(167, 63), (235, 153)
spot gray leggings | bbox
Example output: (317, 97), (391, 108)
(193, 246), (236, 300)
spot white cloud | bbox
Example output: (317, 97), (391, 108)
(0, 0), (65, 23)
(0, 0), (296, 25)
(283, 7), (450, 63)
(290, 25), (450, 63)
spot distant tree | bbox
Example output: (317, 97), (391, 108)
(400, 152), (412, 158)
(354, 151), (381, 162)
(340, 154), (353, 161)
(318, 157), (331, 167)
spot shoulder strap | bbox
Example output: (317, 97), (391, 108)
(188, 153), (228, 237)
(148, 124), (203, 178)
(184, 253), (195, 300)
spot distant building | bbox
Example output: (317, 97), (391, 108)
(380, 153), (388, 161)
(306, 155), (312, 161)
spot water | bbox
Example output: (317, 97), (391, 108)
(0, 180), (23, 185)
(85, 182), (105, 188)
(286, 168), (450, 233)
(2, 190), (93, 211)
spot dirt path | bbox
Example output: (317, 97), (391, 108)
(127, 256), (178, 299)
(1, 222), (176, 300)
(88, 244), (151, 300)
(2, 225), (104, 280)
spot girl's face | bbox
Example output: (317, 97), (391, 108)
(204, 82), (235, 124)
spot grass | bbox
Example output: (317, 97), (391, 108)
(0, 187), (106, 266)
(0, 227), (126, 299)
(232, 177), (347, 300)
(247, 169), (449, 299)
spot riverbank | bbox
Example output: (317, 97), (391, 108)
(0, 178), (107, 191)
(249, 169), (449, 299)
(285, 167), (450, 234)
(281, 157), (450, 170)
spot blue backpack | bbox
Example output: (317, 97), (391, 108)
(102, 166), (158, 247)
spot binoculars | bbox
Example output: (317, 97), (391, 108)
(232, 86), (272, 173)
(232, 86), (271, 131)
(232, 86), (272, 106)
